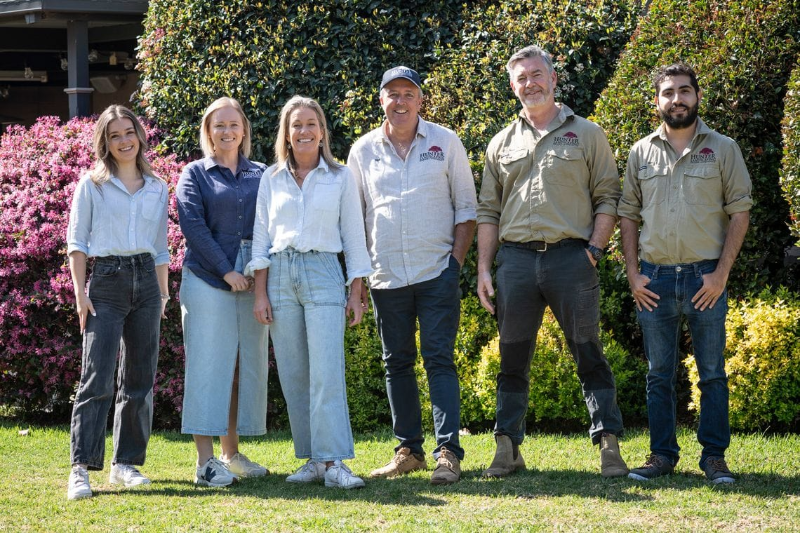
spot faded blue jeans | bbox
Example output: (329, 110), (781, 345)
(70, 253), (161, 470)
(637, 259), (730, 469)
(370, 255), (464, 461)
(494, 241), (624, 445)
(268, 250), (355, 462)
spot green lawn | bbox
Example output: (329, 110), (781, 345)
(1, 422), (798, 531)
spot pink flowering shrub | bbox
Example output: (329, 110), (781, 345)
(0, 115), (187, 426)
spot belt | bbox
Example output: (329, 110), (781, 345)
(506, 238), (586, 252)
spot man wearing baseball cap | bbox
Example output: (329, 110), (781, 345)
(348, 66), (477, 484)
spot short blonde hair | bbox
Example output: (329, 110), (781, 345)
(199, 97), (252, 158)
(274, 95), (341, 173)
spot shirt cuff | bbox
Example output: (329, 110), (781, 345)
(454, 208), (477, 226)
(154, 252), (170, 266)
(476, 214), (500, 225)
(67, 242), (89, 256)
(244, 257), (271, 277)
(345, 267), (374, 287)
(723, 197), (753, 215)
(593, 203), (619, 218)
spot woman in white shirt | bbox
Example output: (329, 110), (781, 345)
(247, 96), (372, 489)
(65, 105), (169, 500)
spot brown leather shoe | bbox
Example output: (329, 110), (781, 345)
(482, 435), (525, 478)
(600, 432), (629, 477)
(430, 447), (461, 485)
(369, 447), (427, 478)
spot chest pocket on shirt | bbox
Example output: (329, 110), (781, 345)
(638, 165), (668, 206)
(543, 147), (586, 188)
(497, 148), (531, 182)
(141, 189), (166, 221)
(683, 165), (722, 206)
(312, 178), (341, 213)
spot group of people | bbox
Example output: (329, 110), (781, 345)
(65, 44), (751, 501)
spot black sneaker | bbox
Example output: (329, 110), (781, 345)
(702, 456), (735, 484)
(628, 454), (674, 481)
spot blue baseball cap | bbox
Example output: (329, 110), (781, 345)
(380, 66), (422, 90)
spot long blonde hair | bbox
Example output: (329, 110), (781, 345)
(199, 97), (252, 158)
(273, 95), (341, 175)
(90, 105), (158, 185)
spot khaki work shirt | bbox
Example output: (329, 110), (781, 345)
(619, 118), (752, 264)
(477, 104), (620, 243)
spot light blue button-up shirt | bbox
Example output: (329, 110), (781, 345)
(67, 173), (169, 265)
(245, 159), (372, 285)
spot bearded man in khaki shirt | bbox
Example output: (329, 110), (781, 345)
(477, 45), (629, 479)
(619, 63), (752, 484)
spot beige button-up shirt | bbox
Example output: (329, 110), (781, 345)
(347, 118), (477, 289)
(477, 104), (620, 243)
(619, 118), (752, 264)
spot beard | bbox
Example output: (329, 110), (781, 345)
(659, 101), (699, 129)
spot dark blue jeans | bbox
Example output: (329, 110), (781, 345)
(370, 256), (464, 460)
(494, 241), (623, 445)
(637, 260), (729, 468)
(70, 254), (161, 470)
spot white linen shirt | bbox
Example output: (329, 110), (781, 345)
(245, 159), (372, 285)
(347, 118), (477, 289)
(66, 173), (169, 265)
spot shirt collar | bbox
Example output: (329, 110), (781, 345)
(653, 117), (711, 144)
(276, 157), (330, 175)
(202, 154), (260, 174)
(375, 116), (429, 145)
(517, 103), (574, 131)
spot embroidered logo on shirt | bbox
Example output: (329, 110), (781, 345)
(691, 147), (716, 164)
(242, 170), (262, 179)
(553, 131), (579, 146)
(420, 145), (445, 162)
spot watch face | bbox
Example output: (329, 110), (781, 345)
(588, 246), (603, 261)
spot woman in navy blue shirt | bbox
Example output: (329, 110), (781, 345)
(176, 97), (270, 486)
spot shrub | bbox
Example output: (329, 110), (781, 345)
(137, 0), (464, 163)
(781, 58), (800, 244)
(685, 287), (800, 431)
(594, 0), (800, 297)
(418, 307), (647, 432)
(0, 116), (187, 424)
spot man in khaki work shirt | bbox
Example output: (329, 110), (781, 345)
(619, 63), (751, 484)
(476, 44), (629, 479)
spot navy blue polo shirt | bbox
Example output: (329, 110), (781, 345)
(176, 155), (266, 290)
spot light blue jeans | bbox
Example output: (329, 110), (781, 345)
(180, 240), (269, 436)
(268, 249), (354, 462)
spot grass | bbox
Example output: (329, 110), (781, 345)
(1, 422), (798, 532)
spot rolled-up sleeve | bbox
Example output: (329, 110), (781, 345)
(176, 166), (233, 277)
(618, 149), (643, 222)
(721, 140), (753, 215)
(66, 176), (92, 256)
(586, 126), (621, 218)
(244, 170), (273, 276)
(448, 136), (478, 225)
(339, 167), (373, 285)
(477, 140), (502, 226)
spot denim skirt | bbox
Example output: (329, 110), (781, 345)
(180, 240), (269, 436)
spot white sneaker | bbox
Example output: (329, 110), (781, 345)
(286, 460), (326, 483)
(67, 465), (92, 500)
(195, 457), (238, 487)
(324, 461), (365, 489)
(222, 452), (269, 478)
(109, 464), (151, 487)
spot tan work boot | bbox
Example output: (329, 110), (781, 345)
(600, 432), (629, 477)
(369, 447), (427, 478)
(482, 435), (526, 478)
(430, 447), (461, 485)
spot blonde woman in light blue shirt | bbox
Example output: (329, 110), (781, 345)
(246, 95), (372, 489)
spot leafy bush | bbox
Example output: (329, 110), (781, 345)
(594, 0), (800, 298)
(685, 287), (800, 431)
(781, 58), (800, 243)
(0, 116), (187, 425)
(418, 306), (647, 432)
(137, 0), (464, 163)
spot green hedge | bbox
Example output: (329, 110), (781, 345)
(137, 0), (464, 163)
(781, 58), (800, 243)
(686, 287), (800, 431)
(594, 0), (800, 298)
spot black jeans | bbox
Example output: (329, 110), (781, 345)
(494, 241), (623, 445)
(70, 254), (161, 469)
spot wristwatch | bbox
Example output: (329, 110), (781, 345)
(586, 244), (604, 262)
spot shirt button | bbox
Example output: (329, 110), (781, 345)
(239, 216), (242, 219)
(676, 266), (682, 272)
(239, 199), (243, 203)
